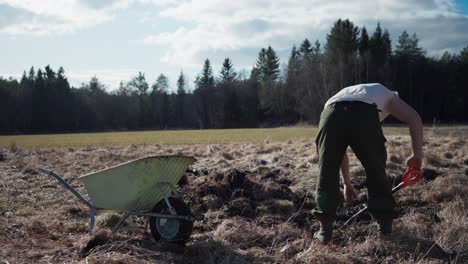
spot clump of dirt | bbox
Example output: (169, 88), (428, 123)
(79, 230), (112, 256)
(389, 154), (402, 164)
(95, 213), (124, 229)
(444, 152), (454, 159)
(65, 205), (89, 218)
(422, 167), (443, 181)
(28, 220), (49, 235)
(0, 148), (7, 161)
(182, 168), (307, 228)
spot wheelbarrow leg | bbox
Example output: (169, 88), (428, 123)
(112, 212), (130, 233)
(89, 208), (95, 233)
(158, 182), (177, 215)
(38, 168), (96, 233)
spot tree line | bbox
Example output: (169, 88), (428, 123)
(1, 18), (467, 134)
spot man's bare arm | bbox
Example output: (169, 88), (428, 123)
(341, 151), (357, 203)
(387, 95), (424, 168)
(340, 152), (351, 186)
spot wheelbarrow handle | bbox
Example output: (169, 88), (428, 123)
(38, 167), (95, 233)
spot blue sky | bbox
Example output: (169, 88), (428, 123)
(1, 0), (468, 91)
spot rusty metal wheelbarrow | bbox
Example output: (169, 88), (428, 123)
(38, 155), (196, 244)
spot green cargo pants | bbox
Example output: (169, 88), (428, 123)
(313, 101), (395, 220)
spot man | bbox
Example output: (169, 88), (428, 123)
(313, 83), (423, 244)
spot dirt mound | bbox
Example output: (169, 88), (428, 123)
(182, 168), (310, 228)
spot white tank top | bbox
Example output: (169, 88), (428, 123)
(324, 83), (398, 121)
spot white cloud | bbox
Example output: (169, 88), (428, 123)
(143, 0), (468, 65)
(0, 0), (129, 35)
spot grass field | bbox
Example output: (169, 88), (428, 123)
(0, 126), (411, 148)
(1, 126), (467, 263)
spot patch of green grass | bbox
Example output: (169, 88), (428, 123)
(0, 126), (409, 149)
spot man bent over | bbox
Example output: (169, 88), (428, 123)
(312, 83), (423, 244)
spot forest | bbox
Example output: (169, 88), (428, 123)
(1, 19), (467, 134)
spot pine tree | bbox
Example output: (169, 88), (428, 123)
(287, 45), (301, 81)
(45, 65), (56, 80)
(195, 59), (215, 89)
(88, 76), (106, 95)
(382, 29), (392, 60)
(369, 22), (383, 64)
(152, 74), (169, 94)
(194, 59), (216, 128)
(219, 58), (237, 83)
(174, 71), (187, 128)
(325, 19), (359, 64)
(253, 48), (267, 82)
(177, 71), (186, 95)
(358, 27), (370, 82)
(395, 31), (424, 58)
(299, 39), (313, 57)
(460, 46), (468, 63)
(368, 22), (392, 82)
(28, 67), (35, 81)
(359, 26), (369, 55)
(253, 46), (280, 83)
(128, 72), (149, 95)
(265, 46), (280, 82)
(325, 19), (359, 89)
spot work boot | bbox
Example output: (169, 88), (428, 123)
(377, 219), (393, 235)
(313, 216), (333, 244)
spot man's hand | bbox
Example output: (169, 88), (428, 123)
(387, 95), (424, 168)
(406, 155), (422, 170)
(343, 184), (357, 205)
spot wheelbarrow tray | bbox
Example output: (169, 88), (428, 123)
(79, 155), (196, 212)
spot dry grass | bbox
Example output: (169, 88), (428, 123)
(0, 126), (413, 148)
(0, 127), (467, 263)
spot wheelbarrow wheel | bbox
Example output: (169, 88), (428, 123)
(149, 197), (193, 244)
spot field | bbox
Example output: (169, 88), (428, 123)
(0, 126), (467, 263)
(0, 127), (409, 148)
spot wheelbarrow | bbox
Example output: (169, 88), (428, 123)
(38, 155), (196, 244)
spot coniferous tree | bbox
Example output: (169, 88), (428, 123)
(176, 71), (187, 127)
(152, 74), (169, 94)
(128, 72), (149, 95)
(194, 59), (216, 128)
(150, 74), (170, 129)
(358, 26), (370, 82)
(265, 46), (280, 83)
(325, 19), (359, 91)
(395, 31), (424, 59)
(253, 48), (267, 82)
(219, 58), (237, 83)
(393, 31), (427, 114)
(299, 39), (313, 59)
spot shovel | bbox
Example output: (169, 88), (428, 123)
(341, 167), (422, 228)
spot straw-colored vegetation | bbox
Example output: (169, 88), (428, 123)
(0, 126), (467, 263)
(0, 126), (409, 148)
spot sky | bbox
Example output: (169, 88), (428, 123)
(1, 0), (468, 91)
